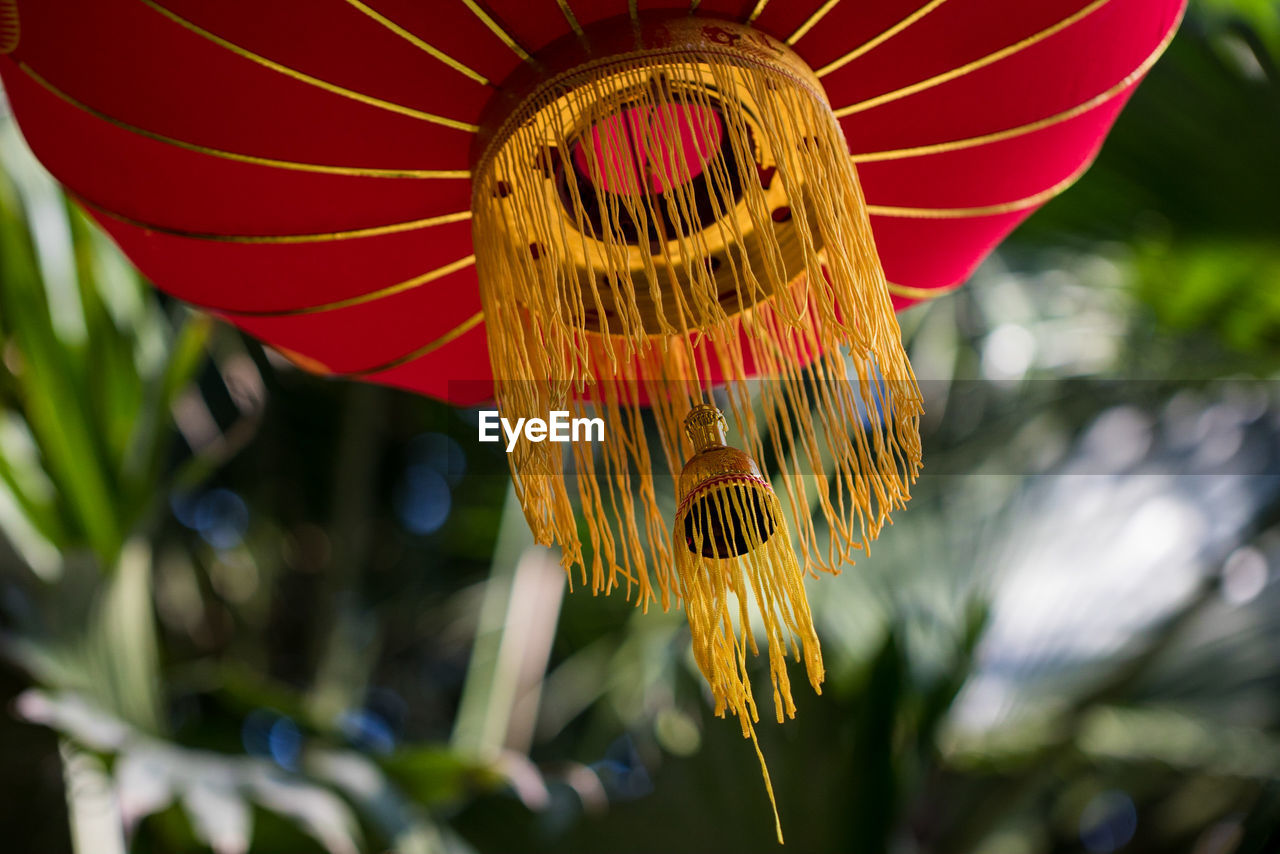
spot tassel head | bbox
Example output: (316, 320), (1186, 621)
(677, 404), (778, 558)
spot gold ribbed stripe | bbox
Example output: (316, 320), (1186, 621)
(887, 281), (962, 300)
(815, 0), (951, 78)
(834, 0), (1115, 118)
(137, 0), (479, 132)
(848, 16), (1181, 163)
(341, 0), (490, 85)
(210, 256), (477, 317)
(787, 0), (840, 45)
(745, 0), (770, 24)
(866, 159), (1092, 218)
(556, 0), (585, 40)
(82, 195), (471, 243)
(19, 63), (469, 179)
(460, 0), (534, 62)
(342, 311), (485, 377)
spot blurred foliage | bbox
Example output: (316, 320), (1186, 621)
(0, 2), (1279, 853)
(0, 121), (506, 853)
(1018, 0), (1280, 370)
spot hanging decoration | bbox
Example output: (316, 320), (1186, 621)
(0, 0), (1186, 840)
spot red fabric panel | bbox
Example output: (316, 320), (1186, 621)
(819, 0), (1100, 106)
(781, 0), (955, 66)
(89, 213), (476, 314)
(856, 88), (1134, 208)
(495, 0), (774, 53)
(8, 0), (471, 169)
(835, 0), (1181, 152)
(474, 0), (576, 55)
(154, 0), (489, 126)
(364, 324), (494, 404)
(750, 0), (831, 42)
(570, 0), (638, 30)
(225, 272), (483, 374)
(0, 64), (471, 238)
(300, 0), (526, 86)
(693, 1), (760, 21)
(871, 211), (1032, 289)
(573, 104), (724, 194)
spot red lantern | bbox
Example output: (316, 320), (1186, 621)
(0, 0), (1183, 396)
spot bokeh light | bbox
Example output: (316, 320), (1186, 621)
(394, 465), (451, 535)
(1079, 790), (1138, 853)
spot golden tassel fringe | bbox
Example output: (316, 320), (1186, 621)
(474, 18), (922, 594)
(471, 17), (923, 837)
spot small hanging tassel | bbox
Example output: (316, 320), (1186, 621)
(673, 403), (824, 843)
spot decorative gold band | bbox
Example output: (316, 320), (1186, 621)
(474, 15), (823, 180)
